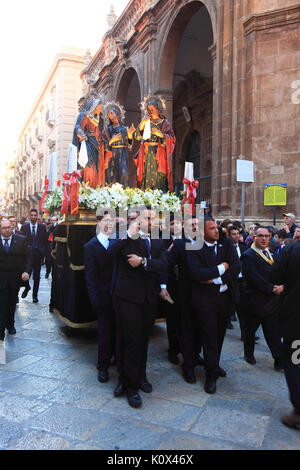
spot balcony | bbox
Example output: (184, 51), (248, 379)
(45, 110), (55, 127)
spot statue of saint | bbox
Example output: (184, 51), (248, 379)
(76, 96), (107, 187)
(134, 95), (176, 192)
(104, 102), (135, 187)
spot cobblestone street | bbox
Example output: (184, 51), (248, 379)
(0, 267), (299, 450)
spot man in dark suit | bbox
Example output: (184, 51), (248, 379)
(228, 225), (248, 341)
(0, 218), (32, 340)
(187, 218), (241, 394)
(161, 215), (202, 384)
(108, 208), (167, 408)
(20, 208), (48, 302)
(270, 242), (300, 428)
(84, 212), (116, 384)
(160, 213), (183, 365)
(241, 226), (283, 369)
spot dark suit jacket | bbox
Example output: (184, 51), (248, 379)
(84, 236), (114, 313)
(270, 243), (300, 340)
(0, 233), (32, 290)
(241, 247), (276, 317)
(20, 223), (48, 255)
(187, 238), (241, 308)
(164, 238), (193, 302)
(108, 236), (167, 305)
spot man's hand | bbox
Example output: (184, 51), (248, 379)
(159, 288), (174, 304)
(273, 285), (284, 295)
(127, 254), (142, 268)
(222, 262), (229, 271)
(21, 272), (30, 282)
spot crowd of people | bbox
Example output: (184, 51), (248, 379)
(0, 208), (299, 429)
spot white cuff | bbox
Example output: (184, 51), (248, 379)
(217, 264), (226, 276)
(213, 277), (223, 285)
(160, 284), (167, 290)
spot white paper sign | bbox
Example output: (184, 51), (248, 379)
(78, 141), (88, 169)
(236, 159), (254, 183)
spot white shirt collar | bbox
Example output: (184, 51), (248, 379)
(204, 240), (217, 247)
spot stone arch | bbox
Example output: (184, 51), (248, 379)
(114, 66), (142, 187)
(156, 0), (214, 203)
(156, 0), (216, 94)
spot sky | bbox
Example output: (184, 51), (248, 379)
(0, 0), (129, 175)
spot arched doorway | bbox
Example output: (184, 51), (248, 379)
(158, 1), (214, 205)
(116, 68), (141, 187)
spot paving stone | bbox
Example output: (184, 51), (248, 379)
(0, 354), (42, 372)
(0, 374), (62, 399)
(0, 392), (52, 423)
(23, 403), (106, 440)
(88, 414), (169, 450)
(157, 432), (245, 450)
(7, 430), (72, 450)
(0, 419), (24, 448)
(17, 357), (73, 379)
(43, 383), (112, 410)
(101, 396), (202, 431)
(191, 406), (269, 448)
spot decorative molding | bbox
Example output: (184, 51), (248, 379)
(244, 5), (300, 36)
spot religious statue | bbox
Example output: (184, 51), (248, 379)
(76, 95), (107, 188)
(134, 95), (176, 192)
(104, 102), (135, 187)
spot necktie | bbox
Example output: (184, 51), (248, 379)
(144, 237), (151, 258)
(4, 239), (9, 253)
(262, 250), (270, 259)
(32, 226), (36, 250)
(209, 245), (217, 259)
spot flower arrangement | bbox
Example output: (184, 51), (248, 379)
(45, 183), (182, 214)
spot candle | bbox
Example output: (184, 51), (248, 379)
(184, 162), (194, 192)
(48, 152), (57, 191)
(67, 144), (78, 174)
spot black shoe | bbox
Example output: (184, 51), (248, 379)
(7, 327), (16, 335)
(114, 382), (126, 397)
(244, 355), (256, 365)
(195, 355), (205, 366)
(182, 370), (196, 384)
(168, 350), (179, 365)
(45, 273), (50, 279)
(227, 321), (234, 330)
(126, 390), (142, 408)
(204, 379), (217, 394)
(21, 287), (31, 299)
(98, 369), (109, 383)
(218, 367), (227, 378)
(0, 330), (4, 341)
(139, 378), (152, 393)
(33, 298), (39, 303)
(274, 359), (284, 372)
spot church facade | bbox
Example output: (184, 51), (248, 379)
(82, 0), (300, 223)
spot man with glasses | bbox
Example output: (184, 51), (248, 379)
(241, 226), (283, 369)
